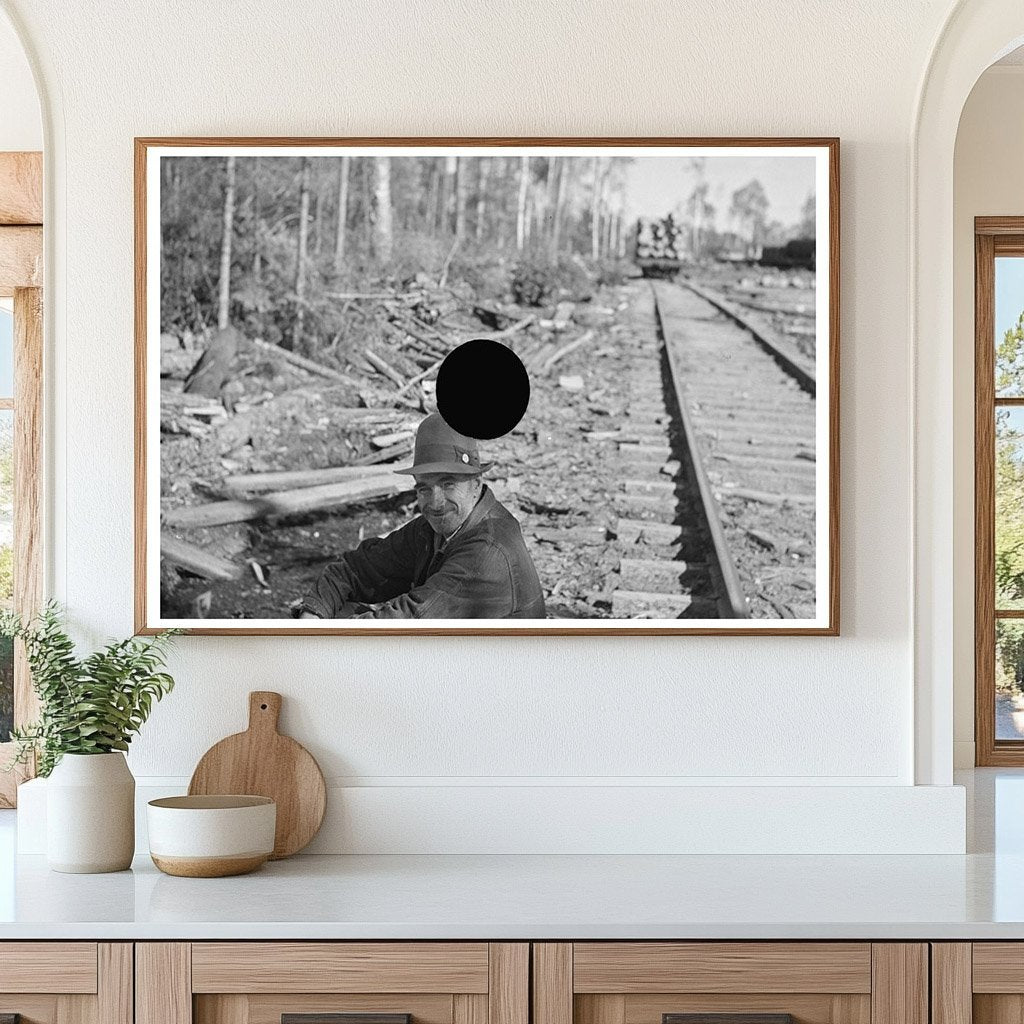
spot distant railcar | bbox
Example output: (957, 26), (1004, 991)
(759, 237), (815, 270)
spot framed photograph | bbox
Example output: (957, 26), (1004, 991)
(135, 137), (838, 635)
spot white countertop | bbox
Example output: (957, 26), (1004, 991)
(0, 769), (1021, 941)
(0, 846), (1021, 941)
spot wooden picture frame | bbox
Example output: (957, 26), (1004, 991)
(135, 137), (839, 635)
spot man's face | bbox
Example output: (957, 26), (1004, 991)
(413, 473), (482, 538)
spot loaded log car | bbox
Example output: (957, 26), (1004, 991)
(634, 214), (687, 278)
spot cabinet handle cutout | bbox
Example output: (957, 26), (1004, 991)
(664, 1016), (795, 1024)
(283, 1015), (411, 1024)
(1, 1016), (21, 1024)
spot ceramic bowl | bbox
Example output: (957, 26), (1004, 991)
(147, 795), (276, 877)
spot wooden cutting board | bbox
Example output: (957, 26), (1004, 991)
(188, 691), (326, 859)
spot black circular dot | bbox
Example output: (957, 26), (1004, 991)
(435, 339), (530, 440)
(260, 703), (268, 710)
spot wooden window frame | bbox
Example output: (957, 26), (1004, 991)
(975, 217), (1024, 765)
(0, 151), (43, 807)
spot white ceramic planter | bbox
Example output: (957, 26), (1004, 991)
(46, 752), (135, 873)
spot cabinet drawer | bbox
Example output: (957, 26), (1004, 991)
(139, 942), (528, 1024)
(0, 942), (98, 993)
(0, 943), (130, 1024)
(534, 943), (926, 1024)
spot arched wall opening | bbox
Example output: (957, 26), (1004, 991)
(952, 47), (1024, 767)
(914, 1), (1024, 784)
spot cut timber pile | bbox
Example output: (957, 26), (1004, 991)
(165, 475), (412, 528)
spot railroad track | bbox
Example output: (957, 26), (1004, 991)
(606, 277), (818, 620)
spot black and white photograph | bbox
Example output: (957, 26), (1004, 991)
(137, 139), (838, 634)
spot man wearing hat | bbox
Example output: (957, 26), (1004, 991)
(297, 413), (546, 619)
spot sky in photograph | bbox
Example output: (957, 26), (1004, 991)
(622, 154), (816, 230)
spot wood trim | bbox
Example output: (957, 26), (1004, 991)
(134, 136), (840, 636)
(978, 217), (1024, 235)
(488, 944), (528, 1024)
(976, 230), (998, 765)
(14, 286), (42, 727)
(190, 942), (489, 994)
(0, 226), (42, 295)
(453, 995), (488, 1024)
(572, 943), (871, 994)
(136, 943), (191, 1024)
(533, 944), (572, 1024)
(0, 942), (97, 993)
(575, 996), (625, 1024)
(995, 610), (1024, 618)
(870, 945), (927, 1024)
(98, 944), (133, 1024)
(930, 944), (972, 1024)
(994, 398), (1024, 406)
(0, 153), (42, 225)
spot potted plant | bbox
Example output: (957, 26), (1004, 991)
(2, 602), (179, 873)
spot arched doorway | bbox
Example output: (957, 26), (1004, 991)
(914, 1), (1024, 785)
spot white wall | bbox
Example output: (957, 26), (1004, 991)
(0, 9), (39, 151)
(952, 65), (1024, 767)
(1, 0), (972, 852)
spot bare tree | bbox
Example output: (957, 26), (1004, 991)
(372, 156), (393, 263)
(292, 158), (311, 351)
(475, 158), (490, 242)
(454, 156), (468, 240)
(333, 155), (350, 275)
(549, 157), (569, 258)
(516, 155), (530, 251)
(590, 156), (606, 260)
(216, 155), (236, 330)
(730, 178), (770, 254)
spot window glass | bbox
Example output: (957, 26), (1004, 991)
(0, 307), (12, 399)
(996, 257), (1024, 397)
(0, 407), (11, 743)
(997, 620), (1024, 740)
(997, 406), (1024, 610)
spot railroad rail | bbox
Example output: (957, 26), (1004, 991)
(606, 277), (818, 620)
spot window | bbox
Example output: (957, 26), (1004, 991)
(0, 151), (43, 806)
(976, 219), (1024, 764)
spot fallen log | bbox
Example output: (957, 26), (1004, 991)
(396, 354), (445, 396)
(543, 329), (596, 372)
(352, 438), (414, 467)
(163, 475), (412, 528)
(364, 348), (406, 388)
(223, 465), (390, 493)
(253, 338), (360, 386)
(161, 535), (242, 580)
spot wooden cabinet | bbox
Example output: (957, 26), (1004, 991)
(0, 938), (947, 1024)
(532, 944), (928, 1024)
(136, 944), (528, 1024)
(932, 943), (1024, 1024)
(0, 942), (132, 1024)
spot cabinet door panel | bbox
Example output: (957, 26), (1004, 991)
(573, 945), (872, 995)
(192, 945), (489, 995)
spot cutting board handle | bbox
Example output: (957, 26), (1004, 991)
(248, 691), (282, 734)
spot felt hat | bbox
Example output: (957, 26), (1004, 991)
(394, 413), (492, 476)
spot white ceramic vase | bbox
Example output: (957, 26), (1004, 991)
(46, 752), (135, 873)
